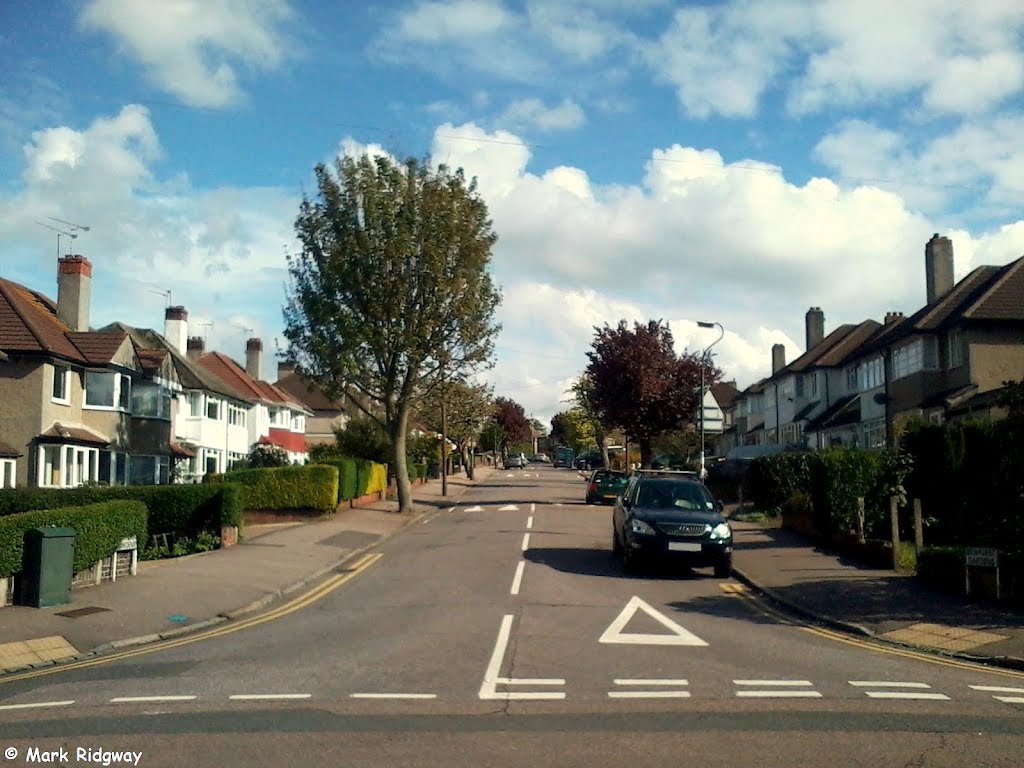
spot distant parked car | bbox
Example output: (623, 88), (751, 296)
(505, 453), (527, 469)
(532, 453), (549, 463)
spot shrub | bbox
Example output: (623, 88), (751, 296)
(809, 448), (887, 538)
(916, 545), (965, 594)
(0, 501), (148, 578)
(216, 465), (338, 512)
(0, 485), (242, 536)
(747, 452), (813, 514)
(247, 443), (291, 468)
(366, 462), (387, 494)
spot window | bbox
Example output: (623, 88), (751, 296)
(131, 384), (172, 419)
(0, 459), (15, 489)
(227, 451), (246, 470)
(51, 365), (71, 403)
(892, 339), (923, 380)
(228, 404), (247, 427)
(85, 372), (130, 409)
(206, 398), (221, 420)
(846, 366), (858, 392)
(949, 330), (964, 368)
(795, 376), (805, 398)
(129, 455), (170, 485)
(99, 451), (129, 485)
(187, 392), (203, 417)
(203, 448), (222, 475)
(38, 445), (99, 487)
(858, 357), (884, 390)
(810, 372), (818, 397)
(861, 419), (886, 450)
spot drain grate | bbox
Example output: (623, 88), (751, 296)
(55, 606), (111, 618)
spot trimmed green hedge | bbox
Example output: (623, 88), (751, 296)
(218, 465), (338, 512)
(0, 485), (242, 536)
(0, 501), (148, 578)
(312, 459), (358, 501)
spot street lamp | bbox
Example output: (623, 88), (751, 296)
(696, 321), (725, 482)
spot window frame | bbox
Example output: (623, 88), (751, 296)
(206, 397), (222, 421)
(84, 371), (131, 411)
(51, 364), (71, 404)
(0, 458), (16, 489)
(949, 330), (965, 369)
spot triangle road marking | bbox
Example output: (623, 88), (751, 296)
(498, 504), (519, 511)
(463, 505), (485, 512)
(599, 596), (708, 646)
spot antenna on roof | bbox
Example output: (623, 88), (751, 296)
(35, 221), (77, 259)
(200, 322), (214, 342)
(47, 216), (90, 233)
(147, 288), (172, 308)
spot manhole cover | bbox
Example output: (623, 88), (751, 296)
(55, 606), (111, 618)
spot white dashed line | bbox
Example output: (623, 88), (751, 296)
(970, 684), (1024, 703)
(737, 691), (823, 698)
(479, 615), (565, 701)
(531, 503), (536, 513)
(608, 691), (691, 699)
(614, 679), (689, 686)
(734, 680), (821, 698)
(228, 694), (312, 701)
(735, 680), (815, 686)
(849, 681), (930, 688)
(510, 560), (525, 595)
(350, 694), (437, 700)
(0, 700), (74, 711)
(522, 533), (531, 551)
(865, 692), (950, 700)
(849, 681), (949, 700)
(527, 516), (533, 529)
(110, 696), (198, 703)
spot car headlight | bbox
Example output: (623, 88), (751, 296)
(710, 522), (732, 541)
(630, 518), (656, 535)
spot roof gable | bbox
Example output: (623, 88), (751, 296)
(962, 257), (1024, 321)
(275, 370), (347, 412)
(199, 352), (309, 412)
(0, 278), (86, 362)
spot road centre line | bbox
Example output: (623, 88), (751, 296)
(527, 516), (533, 529)
(614, 679), (689, 686)
(510, 561), (525, 595)
(737, 691), (823, 698)
(0, 553), (383, 685)
(110, 696), (197, 703)
(609, 691), (691, 699)
(848, 681), (931, 688)
(522, 533), (531, 551)
(530, 503), (535, 513)
(229, 694), (312, 700)
(350, 693), (437, 700)
(0, 700), (74, 711)
(865, 692), (951, 700)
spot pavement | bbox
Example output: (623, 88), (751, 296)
(0, 466), (494, 673)
(2, 463), (1024, 676)
(729, 516), (1024, 670)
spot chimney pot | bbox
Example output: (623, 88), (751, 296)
(164, 305), (188, 353)
(165, 305), (187, 321)
(56, 255), (92, 332)
(246, 337), (263, 379)
(186, 336), (205, 362)
(771, 343), (786, 374)
(805, 306), (825, 351)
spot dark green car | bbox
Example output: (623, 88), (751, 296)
(586, 470), (629, 505)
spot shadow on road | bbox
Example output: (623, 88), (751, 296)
(525, 546), (721, 582)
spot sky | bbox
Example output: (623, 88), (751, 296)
(3, 0), (1024, 426)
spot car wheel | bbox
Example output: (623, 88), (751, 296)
(714, 555), (732, 579)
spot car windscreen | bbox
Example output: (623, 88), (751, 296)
(594, 471), (627, 483)
(636, 481), (714, 511)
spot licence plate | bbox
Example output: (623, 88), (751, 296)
(668, 542), (702, 552)
(604, 495), (616, 499)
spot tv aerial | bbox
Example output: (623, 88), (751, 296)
(35, 217), (91, 259)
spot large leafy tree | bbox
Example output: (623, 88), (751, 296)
(570, 372), (611, 469)
(284, 153), (501, 513)
(415, 379), (493, 479)
(585, 319), (720, 467)
(490, 396), (532, 454)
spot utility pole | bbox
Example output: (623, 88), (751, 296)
(696, 321), (725, 482)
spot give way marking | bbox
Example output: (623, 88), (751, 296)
(479, 615), (565, 700)
(599, 596), (708, 646)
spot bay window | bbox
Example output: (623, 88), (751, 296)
(131, 384), (172, 419)
(129, 455), (170, 485)
(858, 357), (884, 390)
(38, 445), (99, 487)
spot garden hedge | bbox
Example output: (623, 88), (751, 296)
(0, 500), (148, 578)
(218, 465), (338, 512)
(0, 485), (242, 536)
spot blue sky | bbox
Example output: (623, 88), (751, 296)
(2, 0), (1024, 424)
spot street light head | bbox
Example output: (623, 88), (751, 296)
(697, 321), (715, 328)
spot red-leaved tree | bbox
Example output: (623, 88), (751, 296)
(585, 319), (720, 467)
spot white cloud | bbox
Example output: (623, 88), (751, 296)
(497, 98), (586, 132)
(79, 0), (295, 108)
(395, 0), (516, 42)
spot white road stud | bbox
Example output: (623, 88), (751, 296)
(599, 596), (708, 646)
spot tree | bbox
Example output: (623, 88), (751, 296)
(549, 412), (571, 446)
(570, 372), (611, 469)
(490, 396), (531, 454)
(585, 319), (720, 467)
(247, 443), (290, 468)
(284, 153), (501, 513)
(415, 380), (493, 479)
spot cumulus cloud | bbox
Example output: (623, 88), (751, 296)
(79, 0), (295, 108)
(0, 106), (298, 359)
(497, 98), (586, 132)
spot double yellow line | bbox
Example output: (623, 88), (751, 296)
(0, 553), (382, 685)
(722, 581), (1024, 681)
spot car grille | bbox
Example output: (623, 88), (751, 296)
(658, 523), (708, 538)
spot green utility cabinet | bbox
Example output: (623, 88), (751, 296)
(21, 527), (76, 608)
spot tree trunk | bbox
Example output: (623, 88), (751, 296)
(460, 442), (473, 480)
(639, 438), (653, 468)
(598, 431), (610, 470)
(390, 409), (413, 514)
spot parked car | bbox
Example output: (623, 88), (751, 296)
(612, 470), (732, 577)
(505, 453), (527, 469)
(531, 453), (550, 463)
(585, 469), (629, 505)
(553, 447), (574, 468)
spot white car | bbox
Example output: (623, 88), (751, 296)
(506, 453), (527, 469)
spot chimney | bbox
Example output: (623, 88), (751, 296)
(164, 306), (188, 353)
(56, 255), (92, 332)
(277, 360), (296, 379)
(246, 338), (263, 380)
(925, 233), (954, 304)
(772, 343), (786, 374)
(805, 306), (825, 351)
(186, 336), (204, 361)
(884, 311), (904, 325)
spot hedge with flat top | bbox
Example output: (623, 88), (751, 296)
(216, 465), (338, 512)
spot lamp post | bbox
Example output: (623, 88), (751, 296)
(696, 321), (725, 482)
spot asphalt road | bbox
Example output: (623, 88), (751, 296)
(1, 465), (1023, 767)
